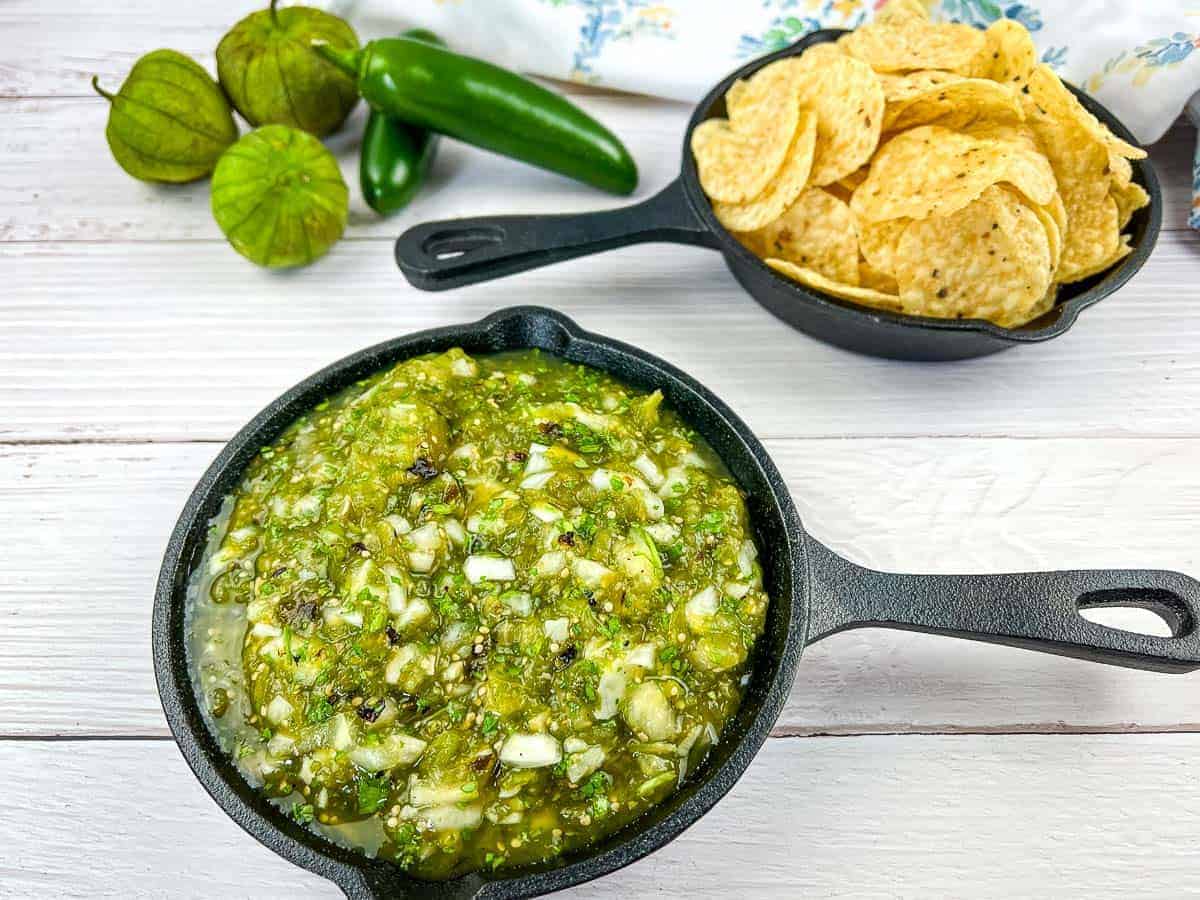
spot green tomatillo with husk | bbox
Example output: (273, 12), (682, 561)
(211, 124), (348, 268)
(217, 0), (359, 137)
(92, 49), (238, 183)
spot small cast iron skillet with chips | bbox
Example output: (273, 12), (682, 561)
(394, 30), (1160, 362)
(156, 307), (1200, 898)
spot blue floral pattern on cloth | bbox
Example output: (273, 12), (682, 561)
(542, 0), (674, 80)
(738, 1), (867, 58)
(1192, 140), (1200, 230)
(414, 0), (1199, 230)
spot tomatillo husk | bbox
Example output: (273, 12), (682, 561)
(211, 124), (348, 268)
(216, 0), (359, 137)
(93, 49), (237, 183)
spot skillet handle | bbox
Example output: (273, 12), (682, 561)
(394, 177), (718, 291)
(805, 540), (1200, 673)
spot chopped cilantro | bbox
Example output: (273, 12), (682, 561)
(305, 696), (334, 725)
(356, 774), (391, 815)
(481, 711), (500, 736)
(575, 514), (597, 542)
(580, 770), (611, 799)
(292, 803), (315, 825)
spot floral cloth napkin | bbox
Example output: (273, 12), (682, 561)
(336, 0), (1200, 227)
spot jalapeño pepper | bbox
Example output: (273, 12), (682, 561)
(359, 29), (443, 215)
(316, 38), (638, 195)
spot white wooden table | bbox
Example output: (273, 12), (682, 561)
(4, 3), (1200, 896)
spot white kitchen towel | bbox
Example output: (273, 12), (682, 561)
(334, 0), (1200, 225)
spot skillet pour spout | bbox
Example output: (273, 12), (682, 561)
(155, 307), (1199, 900)
(395, 29), (1160, 362)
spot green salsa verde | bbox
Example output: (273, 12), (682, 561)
(189, 348), (768, 878)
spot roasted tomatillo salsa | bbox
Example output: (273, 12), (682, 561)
(189, 349), (768, 878)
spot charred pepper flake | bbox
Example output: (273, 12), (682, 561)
(356, 702), (382, 723)
(385, 625), (402, 646)
(557, 531), (576, 547)
(508, 450), (528, 463)
(538, 421), (564, 439)
(407, 457), (439, 479)
(469, 752), (495, 772)
(555, 643), (578, 668)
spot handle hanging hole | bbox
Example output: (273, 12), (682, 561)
(420, 225), (506, 262)
(1077, 589), (1193, 639)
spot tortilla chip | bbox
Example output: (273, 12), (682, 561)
(859, 261), (900, 294)
(850, 125), (1055, 223)
(788, 48), (885, 186)
(1059, 233), (1133, 283)
(856, 216), (909, 276)
(739, 188), (860, 284)
(892, 185), (1053, 327)
(839, 12), (985, 74)
(877, 69), (964, 104)
(691, 60), (804, 203)
(971, 18), (1037, 87)
(882, 78), (1024, 133)
(1112, 180), (1150, 230)
(712, 110), (817, 232)
(766, 258), (904, 313)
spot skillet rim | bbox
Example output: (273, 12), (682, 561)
(676, 28), (1163, 346)
(152, 305), (809, 898)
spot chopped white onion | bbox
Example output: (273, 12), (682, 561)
(450, 356), (478, 377)
(543, 618), (570, 642)
(534, 550), (566, 576)
(442, 518), (466, 546)
(632, 453), (665, 487)
(520, 471), (555, 490)
(566, 746), (606, 784)
(529, 502), (563, 523)
(463, 555), (516, 584)
(500, 591), (534, 617)
(572, 557), (613, 587)
(384, 513), (412, 536)
(265, 695), (293, 725)
(685, 586), (719, 632)
(407, 550), (436, 573)
(499, 733), (562, 769)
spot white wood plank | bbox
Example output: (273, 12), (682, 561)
(1, 98), (1194, 243)
(0, 93), (689, 243)
(5, 438), (1198, 738)
(4, 231), (1200, 444)
(0, 0), (615, 99)
(5, 734), (1200, 898)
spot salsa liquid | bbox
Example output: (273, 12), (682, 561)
(189, 349), (768, 878)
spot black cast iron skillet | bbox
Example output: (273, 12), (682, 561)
(155, 307), (1200, 899)
(394, 30), (1161, 362)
